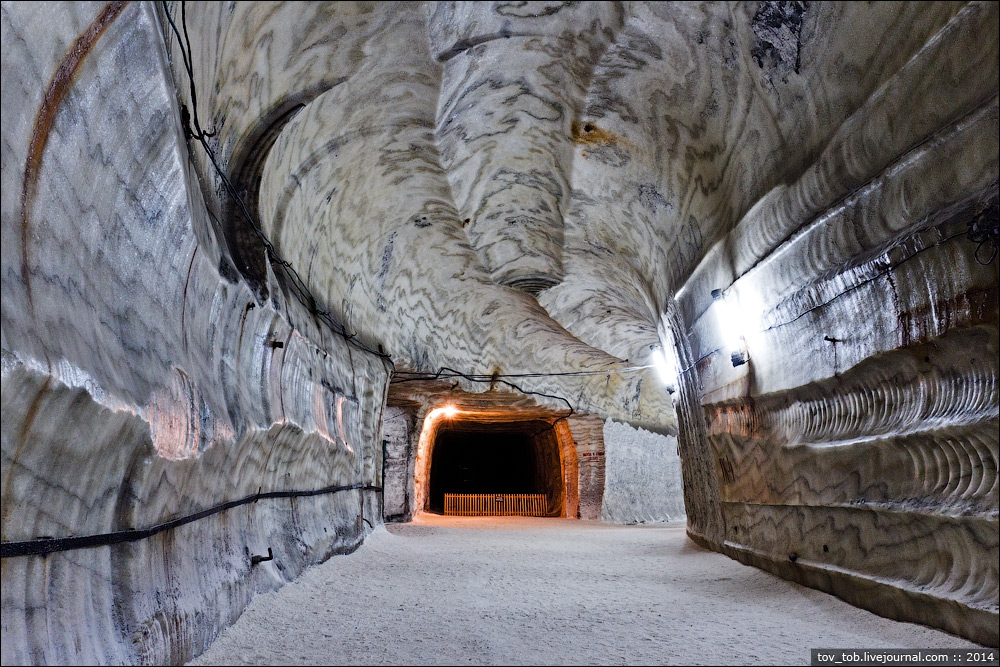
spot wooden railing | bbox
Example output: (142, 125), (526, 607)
(443, 493), (547, 517)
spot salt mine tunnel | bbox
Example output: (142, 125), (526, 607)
(1, 1), (997, 663)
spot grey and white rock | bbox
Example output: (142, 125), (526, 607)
(1, 1), (996, 663)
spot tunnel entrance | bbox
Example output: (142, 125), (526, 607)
(425, 418), (567, 516)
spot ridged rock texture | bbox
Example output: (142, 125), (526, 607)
(1, 0), (997, 663)
(601, 418), (686, 525)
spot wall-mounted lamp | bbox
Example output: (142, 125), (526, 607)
(440, 404), (459, 418)
(649, 344), (677, 394)
(712, 289), (750, 367)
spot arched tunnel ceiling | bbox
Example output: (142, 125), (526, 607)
(169, 0), (995, 434)
(1, 1), (997, 661)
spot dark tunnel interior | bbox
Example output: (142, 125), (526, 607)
(427, 421), (562, 514)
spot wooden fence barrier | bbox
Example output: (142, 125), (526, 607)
(443, 493), (546, 516)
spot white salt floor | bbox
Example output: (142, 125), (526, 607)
(188, 515), (982, 665)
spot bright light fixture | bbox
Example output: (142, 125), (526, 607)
(712, 289), (749, 367)
(650, 345), (677, 394)
(440, 404), (459, 418)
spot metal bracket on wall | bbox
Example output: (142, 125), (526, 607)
(250, 547), (274, 566)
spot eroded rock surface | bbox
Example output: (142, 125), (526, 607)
(1, 1), (996, 662)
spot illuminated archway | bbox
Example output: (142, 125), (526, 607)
(413, 405), (579, 517)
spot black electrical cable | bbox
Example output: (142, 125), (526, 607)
(968, 200), (998, 265)
(160, 3), (676, 430)
(2, 4), (601, 565)
(160, 2), (668, 412)
(752, 225), (979, 335)
(159, 1), (392, 365)
(680, 222), (991, 380)
(0, 483), (381, 558)
(390, 366), (576, 424)
(390, 365), (653, 382)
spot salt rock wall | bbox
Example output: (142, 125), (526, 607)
(165, 0), (677, 438)
(2, 0), (998, 661)
(674, 1), (999, 648)
(381, 405), (417, 522)
(566, 414), (606, 521)
(601, 419), (686, 525)
(165, 0), (997, 647)
(1, 3), (387, 664)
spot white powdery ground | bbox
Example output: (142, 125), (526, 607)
(189, 516), (982, 666)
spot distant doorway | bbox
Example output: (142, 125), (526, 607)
(429, 429), (540, 512)
(416, 411), (576, 518)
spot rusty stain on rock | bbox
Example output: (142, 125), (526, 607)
(20, 1), (130, 309)
(570, 120), (626, 146)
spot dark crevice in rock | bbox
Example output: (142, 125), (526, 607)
(750, 1), (808, 83)
(220, 81), (344, 302)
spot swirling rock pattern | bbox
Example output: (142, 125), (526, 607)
(430, 2), (623, 292)
(2, 3), (385, 664)
(1, 0), (997, 662)
(677, 3), (999, 646)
